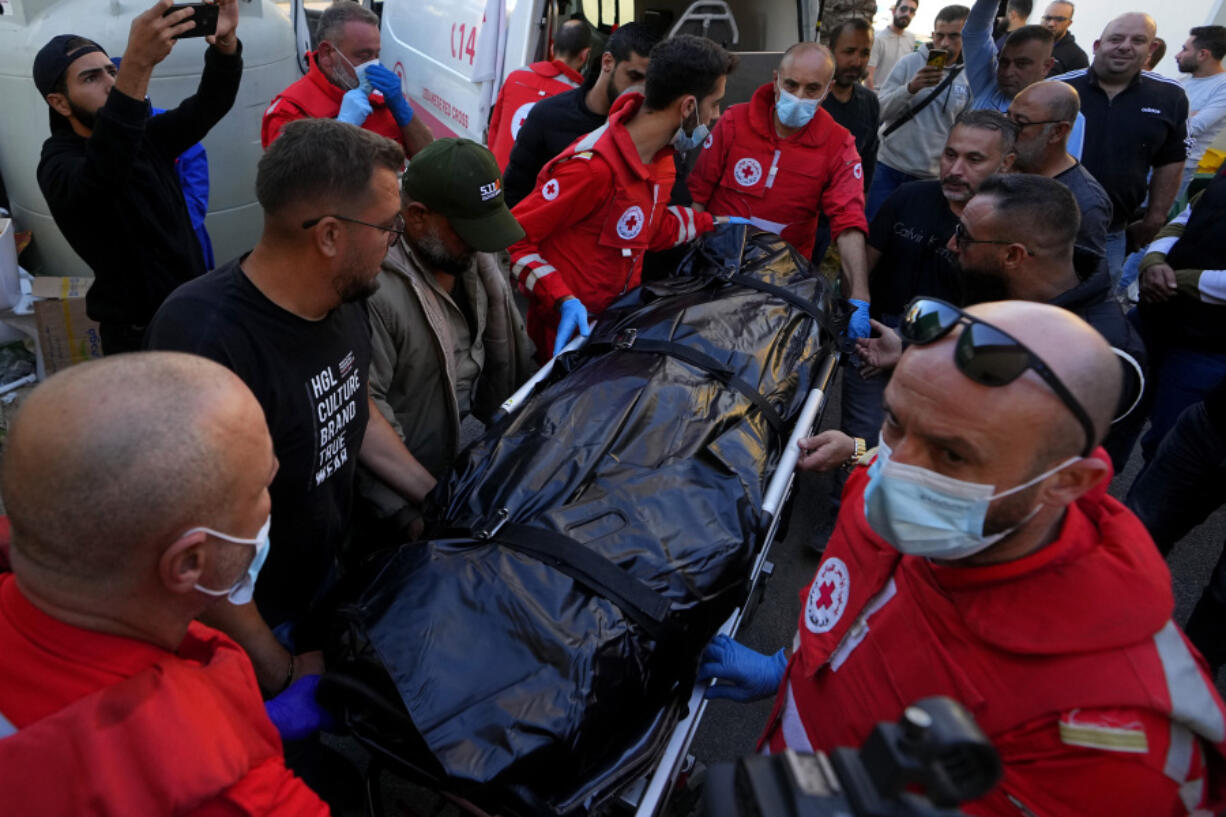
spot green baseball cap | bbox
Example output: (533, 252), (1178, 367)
(401, 138), (525, 252)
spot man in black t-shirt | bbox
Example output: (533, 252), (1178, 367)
(147, 120), (437, 698)
(814, 19), (881, 262)
(841, 111), (1016, 459)
(503, 22), (657, 207)
(1052, 13), (1188, 291)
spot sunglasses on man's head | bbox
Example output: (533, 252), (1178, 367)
(900, 298), (1096, 457)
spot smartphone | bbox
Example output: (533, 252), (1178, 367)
(165, 2), (219, 39)
(926, 48), (949, 69)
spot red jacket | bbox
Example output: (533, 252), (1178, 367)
(689, 83), (867, 260)
(760, 454), (1226, 817)
(261, 51), (404, 149)
(509, 93), (714, 355)
(487, 60), (584, 169)
(0, 576), (328, 816)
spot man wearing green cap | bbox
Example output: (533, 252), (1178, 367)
(357, 139), (534, 530)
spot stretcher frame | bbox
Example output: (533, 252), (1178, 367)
(358, 330), (841, 817)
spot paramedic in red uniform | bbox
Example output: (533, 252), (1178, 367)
(261, 0), (432, 156)
(0, 353), (331, 816)
(688, 42), (871, 336)
(487, 18), (591, 169)
(698, 300), (1226, 817)
(509, 34), (741, 359)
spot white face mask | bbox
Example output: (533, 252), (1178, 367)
(775, 87), (821, 128)
(863, 439), (1079, 560)
(191, 514), (272, 605)
(671, 103), (710, 152)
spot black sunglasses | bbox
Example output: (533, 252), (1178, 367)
(900, 298), (1096, 457)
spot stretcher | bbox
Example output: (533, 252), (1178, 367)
(318, 227), (842, 817)
(327, 342), (841, 817)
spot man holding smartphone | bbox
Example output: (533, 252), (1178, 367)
(34, 0), (242, 355)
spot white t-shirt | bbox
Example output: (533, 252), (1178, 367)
(1180, 72), (1226, 192)
(870, 27), (917, 89)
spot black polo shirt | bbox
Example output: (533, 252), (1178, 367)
(1054, 67), (1188, 230)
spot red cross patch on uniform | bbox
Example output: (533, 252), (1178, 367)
(805, 557), (850, 633)
(734, 158), (763, 187)
(617, 205), (645, 239)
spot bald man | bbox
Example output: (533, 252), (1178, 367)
(0, 353), (327, 815)
(1007, 80), (1111, 263)
(689, 42), (871, 335)
(1053, 13), (1188, 290)
(699, 301), (1226, 816)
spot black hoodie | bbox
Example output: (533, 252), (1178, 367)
(1049, 31), (1089, 77)
(36, 42), (242, 331)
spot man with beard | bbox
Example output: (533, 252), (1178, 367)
(687, 42), (869, 337)
(147, 120), (437, 711)
(34, 0), (242, 354)
(945, 174), (1146, 467)
(712, 299), (1226, 817)
(1007, 80), (1110, 264)
(838, 110), (1016, 458)
(867, 0), (918, 90)
(1175, 27), (1226, 198)
(504, 22), (658, 206)
(261, 1), (432, 156)
(1042, 1), (1088, 75)
(964, 0), (1057, 112)
(359, 139), (535, 533)
(1053, 13), (1188, 291)
(814, 20), (880, 262)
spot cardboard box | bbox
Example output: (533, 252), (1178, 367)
(32, 277), (102, 375)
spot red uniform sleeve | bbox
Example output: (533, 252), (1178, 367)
(508, 156), (613, 312)
(260, 96), (307, 149)
(966, 709), (1211, 817)
(649, 205), (716, 251)
(688, 113), (733, 207)
(822, 132), (869, 240)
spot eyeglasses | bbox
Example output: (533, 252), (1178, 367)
(302, 213), (405, 246)
(1041, 15), (1070, 22)
(900, 298), (1096, 456)
(953, 221), (1033, 255)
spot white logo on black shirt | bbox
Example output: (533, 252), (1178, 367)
(311, 361), (362, 486)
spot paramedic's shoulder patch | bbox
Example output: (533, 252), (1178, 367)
(574, 151), (594, 161)
(1058, 709), (1149, 754)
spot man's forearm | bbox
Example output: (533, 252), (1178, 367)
(198, 599), (291, 693)
(837, 229), (870, 302)
(360, 399), (437, 503)
(1143, 162), (1183, 227)
(401, 116), (434, 157)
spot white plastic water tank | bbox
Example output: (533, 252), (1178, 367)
(0, 0), (300, 276)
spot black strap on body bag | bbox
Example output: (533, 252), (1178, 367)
(881, 64), (964, 139)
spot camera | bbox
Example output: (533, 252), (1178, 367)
(704, 697), (1001, 817)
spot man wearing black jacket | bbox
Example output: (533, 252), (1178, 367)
(34, 0), (242, 354)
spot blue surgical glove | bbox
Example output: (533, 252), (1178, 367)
(718, 216), (755, 227)
(554, 298), (591, 357)
(265, 674), (336, 743)
(697, 634), (787, 702)
(846, 298), (871, 340)
(365, 63), (414, 126)
(337, 88), (372, 127)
